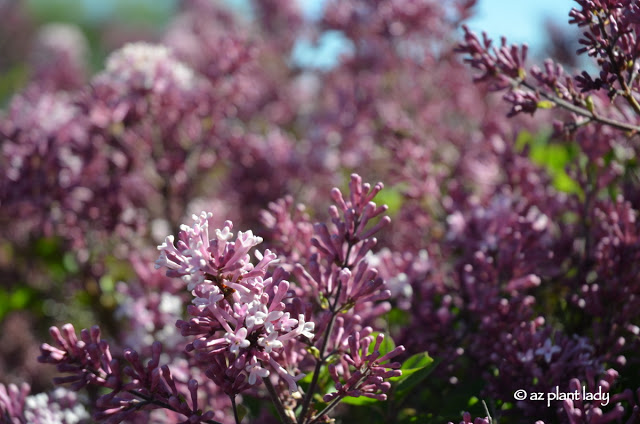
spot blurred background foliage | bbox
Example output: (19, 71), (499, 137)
(0, 0), (578, 371)
(1, 0), (177, 105)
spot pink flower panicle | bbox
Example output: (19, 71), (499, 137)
(156, 214), (316, 395)
(457, 1), (640, 138)
(293, 174), (392, 313)
(38, 324), (217, 423)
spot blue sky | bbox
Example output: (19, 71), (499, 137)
(48, 0), (576, 68)
(60, 0), (575, 45)
(466, 0), (574, 49)
(292, 0), (575, 69)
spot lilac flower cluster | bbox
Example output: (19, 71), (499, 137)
(324, 330), (402, 402)
(0, 382), (89, 424)
(38, 324), (220, 423)
(156, 213), (315, 395)
(456, 0), (640, 134)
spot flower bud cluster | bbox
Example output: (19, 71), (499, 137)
(324, 330), (404, 402)
(38, 324), (217, 423)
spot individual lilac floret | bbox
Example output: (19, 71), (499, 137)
(156, 214), (316, 395)
(324, 329), (404, 403)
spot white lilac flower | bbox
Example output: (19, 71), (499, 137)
(226, 328), (251, 355)
(157, 216), (317, 395)
(100, 42), (195, 91)
(258, 331), (284, 353)
(246, 357), (270, 384)
(23, 387), (89, 424)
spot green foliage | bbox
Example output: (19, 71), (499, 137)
(536, 100), (555, 109)
(340, 351), (437, 418)
(0, 287), (38, 321)
(386, 308), (411, 331)
(26, 0), (86, 23)
(112, 0), (176, 25)
(26, 0), (175, 25)
(393, 352), (436, 399)
(375, 185), (405, 217)
(516, 130), (582, 196)
(0, 65), (29, 106)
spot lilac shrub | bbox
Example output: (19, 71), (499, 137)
(3, 0), (640, 423)
(453, 0), (640, 422)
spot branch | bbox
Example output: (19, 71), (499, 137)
(518, 80), (640, 133)
(297, 312), (338, 424)
(263, 377), (294, 424)
(126, 390), (223, 424)
(231, 395), (241, 424)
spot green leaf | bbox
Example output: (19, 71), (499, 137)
(63, 252), (79, 273)
(518, 68), (527, 80)
(386, 308), (410, 326)
(520, 131), (583, 195)
(0, 286), (37, 321)
(468, 396), (480, 407)
(394, 353), (436, 398)
(585, 95), (595, 112)
(10, 287), (34, 309)
(374, 186), (405, 217)
(553, 171), (581, 194)
(318, 292), (330, 309)
(236, 403), (249, 422)
(0, 289), (10, 321)
(306, 346), (321, 360)
(341, 395), (382, 406)
(34, 237), (62, 259)
(0, 64), (28, 106)
(99, 275), (115, 293)
(515, 130), (533, 152)
(390, 352), (434, 383)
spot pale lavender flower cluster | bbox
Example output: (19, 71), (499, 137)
(0, 383), (89, 424)
(156, 213), (315, 394)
